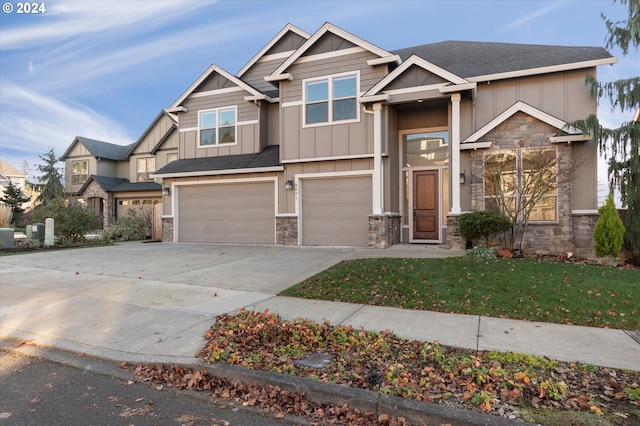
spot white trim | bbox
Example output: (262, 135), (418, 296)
(282, 100), (304, 108)
(550, 134), (592, 143)
(367, 55), (401, 66)
(257, 50), (297, 62)
(295, 46), (366, 64)
(269, 22), (392, 79)
(189, 86), (244, 99)
(152, 166), (284, 179)
(382, 83), (450, 96)
(179, 127), (198, 133)
(464, 101), (582, 143)
(302, 71), (360, 128)
(372, 103), (383, 215)
(363, 55), (468, 98)
(439, 82), (477, 93)
(466, 57), (618, 83)
(237, 119), (259, 126)
(358, 94), (389, 103)
(281, 153), (374, 164)
(572, 209), (599, 215)
(450, 93), (461, 215)
(460, 141), (493, 150)
(197, 105), (238, 148)
(236, 23), (311, 78)
(264, 73), (293, 82)
(172, 177), (279, 243)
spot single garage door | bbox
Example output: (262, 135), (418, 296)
(301, 175), (371, 246)
(178, 181), (275, 244)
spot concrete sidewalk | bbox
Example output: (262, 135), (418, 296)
(1, 242), (638, 372)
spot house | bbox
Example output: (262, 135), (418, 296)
(70, 22), (616, 255)
(0, 159), (32, 210)
(60, 111), (178, 237)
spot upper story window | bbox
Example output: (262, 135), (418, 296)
(304, 73), (358, 126)
(199, 106), (237, 146)
(137, 157), (155, 182)
(71, 160), (88, 185)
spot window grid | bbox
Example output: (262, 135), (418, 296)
(304, 73), (358, 126)
(199, 106), (237, 146)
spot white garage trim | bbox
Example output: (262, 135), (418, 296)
(172, 177), (278, 243)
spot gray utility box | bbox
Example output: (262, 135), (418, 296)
(31, 223), (45, 246)
(0, 228), (14, 248)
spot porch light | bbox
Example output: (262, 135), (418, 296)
(163, 187), (170, 195)
(459, 171), (466, 184)
(285, 180), (295, 190)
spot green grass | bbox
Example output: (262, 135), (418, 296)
(281, 257), (639, 330)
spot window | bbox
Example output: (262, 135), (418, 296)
(137, 157), (155, 182)
(403, 131), (449, 167)
(199, 107), (236, 146)
(484, 148), (558, 222)
(304, 73), (358, 125)
(71, 160), (88, 184)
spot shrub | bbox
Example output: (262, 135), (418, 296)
(0, 202), (12, 228)
(466, 246), (497, 259)
(30, 198), (102, 244)
(593, 194), (625, 258)
(459, 211), (511, 247)
(102, 211), (147, 242)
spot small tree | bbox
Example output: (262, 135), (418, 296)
(483, 147), (577, 253)
(594, 193), (625, 257)
(459, 210), (511, 247)
(33, 148), (65, 206)
(0, 181), (30, 225)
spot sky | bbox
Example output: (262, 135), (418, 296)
(0, 0), (637, 197)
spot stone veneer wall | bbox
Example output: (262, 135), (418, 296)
(446, 215), (464, 249)
(368, 215), (401, 248)
(162, 217), (174, 242)
(276, 216), (298, 245)
(571, 212), (598, 258)
(467, 111), (583, 256)
(81, 180), (114, 229)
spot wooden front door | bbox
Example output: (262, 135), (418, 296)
(413, 170), (439, 240)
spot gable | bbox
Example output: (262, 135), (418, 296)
(303, 32), (356, 56)
(265, 30), (308, 56)
(194, 72), (236, 93)
(385, 66), (449, 91)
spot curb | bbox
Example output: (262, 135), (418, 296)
(1, 337), (532, 425)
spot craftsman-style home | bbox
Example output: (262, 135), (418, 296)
(65, 22), (617, 255)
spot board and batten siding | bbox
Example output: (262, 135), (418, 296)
(280, 50), (387, 162)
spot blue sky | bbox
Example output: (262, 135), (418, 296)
(0, 0), (637, 189)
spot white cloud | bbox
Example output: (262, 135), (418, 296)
(0, 81), (133, 162)
(486, 2), (568, 39)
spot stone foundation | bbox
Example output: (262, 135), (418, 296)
(446, 215), (465, 249)
(368, 214), (401, 248)
(162, 217), (174, 242)
(571, 212), (598, 258)
(276, 216), (298, 245)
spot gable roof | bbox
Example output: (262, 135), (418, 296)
(61, 137), (134, 161)
(393, 41), (616, 82)
(463, 101), (585, 144)
(167, 64), (271, 112)
(126, 110), (178, 157)
(153, 145), (282, 178)
(236, 23), (311, 78)
(0, 160), (26, 178)
(362, 54), (470, 100)
(267, 22), (398, 81)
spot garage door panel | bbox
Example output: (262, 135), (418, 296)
(302, 176), (371, 246)
(178, 182), (274, 244)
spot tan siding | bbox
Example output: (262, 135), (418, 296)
(242, 59), (285, 93)
(96, 159), (117, 177)
(132, 114), (176, 155)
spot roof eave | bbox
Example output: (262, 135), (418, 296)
(151, 165), (284, 179)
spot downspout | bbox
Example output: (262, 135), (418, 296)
(363, 103), (383, 215)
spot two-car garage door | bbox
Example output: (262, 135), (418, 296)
(177, 181), (275, 244)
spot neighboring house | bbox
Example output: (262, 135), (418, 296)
(60, 111), (178, 237)
(0, 160), (32, 211)
(85, 22), (612, 255)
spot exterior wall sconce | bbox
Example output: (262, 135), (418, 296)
(163, 187), (171, 195)
(285, 180), (295, 190)
(460, 171), (466, 184)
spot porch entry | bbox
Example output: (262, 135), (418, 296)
(413, 170), (439, 240)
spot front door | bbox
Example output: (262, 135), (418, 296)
(413, 170), (439, 240)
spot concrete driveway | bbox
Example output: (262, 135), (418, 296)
(0, 241), (461, 361)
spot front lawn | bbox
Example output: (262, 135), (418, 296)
(281, 257), (639, 330)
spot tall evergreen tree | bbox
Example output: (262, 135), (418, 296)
(575, 0), (639, 255)
(34, 148), (65, 206)
(0, 181), (30, 224)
